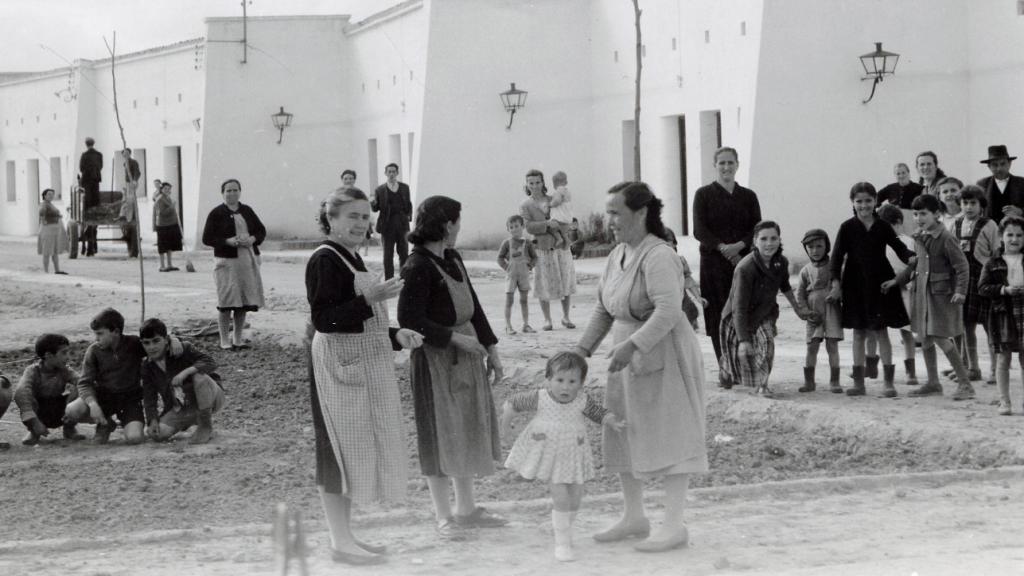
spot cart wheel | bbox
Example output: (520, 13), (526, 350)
(68, 222), (79, 259)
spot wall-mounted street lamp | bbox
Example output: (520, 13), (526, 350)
(271, 106), (293, 144)
(860, 42), (899, 104)
(499, 83), (528, 130)
(192, 117), (201, 132)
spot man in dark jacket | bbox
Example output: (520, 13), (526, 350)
(78, 137), (103, 256)
(978, 145), (1024, 220)
(371, 163), (413, 279)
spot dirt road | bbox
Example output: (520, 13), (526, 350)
(2, 238), (1023, 575)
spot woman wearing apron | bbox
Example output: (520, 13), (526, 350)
(306, 187), (423, 566)
(576, 182), (708, 553)
(398, 196), (507, 540)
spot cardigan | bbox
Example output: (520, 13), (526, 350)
(693, 181), (762, 257)
(15, 361), (79, 422)
(153, 194), (179, 228)
(201, 202), (267, 258)
(722, 249), (792, 342)
(398, 246), (498, 348)
(305, 240), (401, 347)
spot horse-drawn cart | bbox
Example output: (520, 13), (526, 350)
(67, 186), (126, 259)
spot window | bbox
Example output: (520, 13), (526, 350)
(361, 83), (366, 93)
(392, 75), (396, 85)
(6, 161), (16, 202)
(177, 93), (182, 103)
(704, 30), (711, 44)
(49, 157), (62, 200)
(154, 97), (159, 106)
(672, 37), (677, 51)
(1018, 0), (1024, 15)
(614, 50), (619, 63)
(133, 99), (137, 109)
(52, 113), (57, 121)
(740, 21), (747, 35)
(409, 70), (414, 80)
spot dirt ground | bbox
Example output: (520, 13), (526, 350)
(2, 238), (1024, 575)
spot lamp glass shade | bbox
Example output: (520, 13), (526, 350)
(860, 42), (899, 77)
(499, 83), (528, 112)
(271, 106), (293, 129)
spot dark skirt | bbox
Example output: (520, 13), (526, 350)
(156, 224), (183, 253)
(308, 346), (343, 493)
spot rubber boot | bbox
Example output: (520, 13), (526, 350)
(904, 358), (919, 386)
(948, 352), (976, 401)
(552, 510), (575, 562)
(799, 366), (816, 393)
(880, 364), (897, 398)
(829, 367), (843, 393)
(189, 409), (214, 444)
(846, 366), (866, 396)
(865, 355), (880, 379)
(93, 423), (113, 445)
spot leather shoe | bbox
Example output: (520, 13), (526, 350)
(330, 548), (386, 566)
(592, 518), (651, 543)
(634, 526), (689, 553)
(454, 506), (508, 528)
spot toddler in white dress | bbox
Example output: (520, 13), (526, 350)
(501, 351), (625, 562)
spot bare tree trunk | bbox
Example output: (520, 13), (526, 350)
(104, 32), (146, 324)
(632, 0), (642, 181)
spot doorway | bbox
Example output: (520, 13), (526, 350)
(677, 115), (689, 235)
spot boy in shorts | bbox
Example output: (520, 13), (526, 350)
(73, 308), (181, 445)
(141, 318), (225, 444)
(15, 333), (89, 444)
(498, 214), (538, 335)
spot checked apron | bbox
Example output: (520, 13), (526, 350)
(419, 257), (501, 477)
(310, 245), (405, 504)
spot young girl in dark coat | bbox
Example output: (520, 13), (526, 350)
(977, 215), (1024, 415)
(829, 182), (915, 397)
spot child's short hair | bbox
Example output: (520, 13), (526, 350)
(545, 351), (588, 381)
(999, 215), (1024, 234)
(753, 220), (781, 237)
(936, 176), (963, 191)
(506, 214), (524, 228)
(911, 194), (942, 213)
(35, 333), (70, 359)
(139, 318), (169, 340)
(552, 171), (568, 187)
(877, 204), (904, 226)
(958, 185), (988, 209)
(90, 308), (125, 333)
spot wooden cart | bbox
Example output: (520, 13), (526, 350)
(67, 185), (125, 259)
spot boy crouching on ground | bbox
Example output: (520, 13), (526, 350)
(15, 333), (90, 445)
(74, 308), (181, 445)
(141, 318), (225, 444)
(1, 375), (14, 449)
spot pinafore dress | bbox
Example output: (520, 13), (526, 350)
(504, 391), (595, 484)
(310, 244), (406, 504)
(416, 257), (501, 477)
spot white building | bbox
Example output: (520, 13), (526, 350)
(2, 0), (1024, 252)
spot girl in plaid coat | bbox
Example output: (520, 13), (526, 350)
(977, 215), (1024, 415)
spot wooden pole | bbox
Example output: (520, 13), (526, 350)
(104, 32), (146, 325)
(632, 0), (643, 181)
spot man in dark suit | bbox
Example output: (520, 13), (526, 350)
(978, 145), (1024, 220)
(371, 163), (413, 279)
(78, 137), (104, 256)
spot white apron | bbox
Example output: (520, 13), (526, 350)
(310, 244), (406, 503)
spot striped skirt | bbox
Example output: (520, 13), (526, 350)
(719, 316), (777, 389)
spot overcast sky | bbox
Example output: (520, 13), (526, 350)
(0, 0), (383, 72)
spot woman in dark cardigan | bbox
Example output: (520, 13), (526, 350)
(306, 187), (423, 566)
(202, 179), (267, 350)
(692, 146), (762, 387)
(398, 195), (507, 540)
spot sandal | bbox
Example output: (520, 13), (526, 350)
(755, 386), (775, 398)
(521, 324), (536, 333)
(561, 319), (576, 329)
(505, 326), (517, 336)
(55, 271), (68, 275)
(542, 323), (554, 331)
(453, 506), (508, 528)
(435, 517), (474, 541)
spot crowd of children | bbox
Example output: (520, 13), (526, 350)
(0, 308), (225, 449)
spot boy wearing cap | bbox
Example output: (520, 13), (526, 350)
(796, 229), (845, 393)
(978, 145), (1024, 220)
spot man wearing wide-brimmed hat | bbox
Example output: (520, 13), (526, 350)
(978, 145), (1024, 219)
